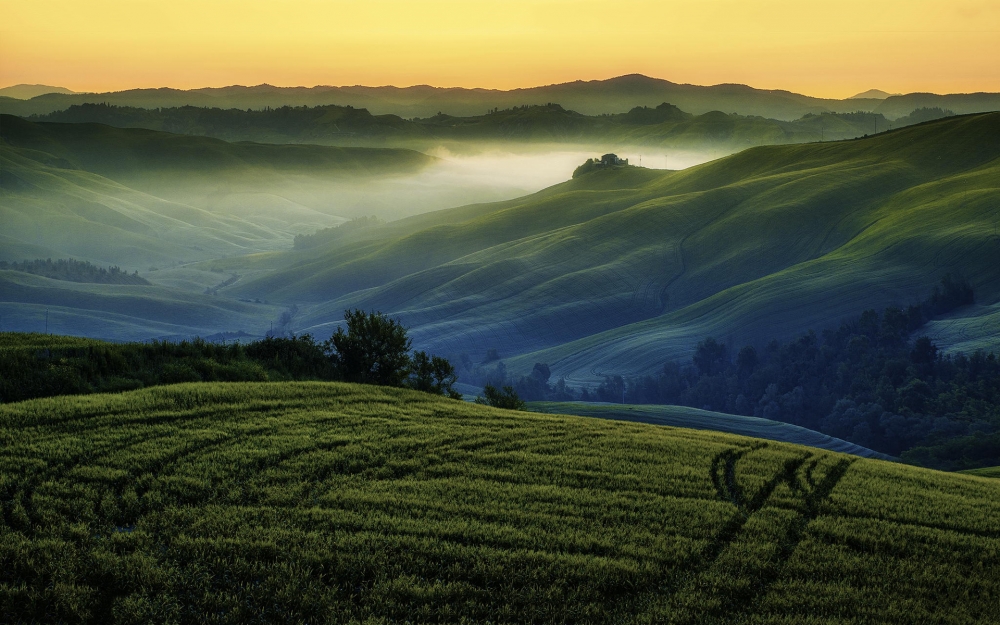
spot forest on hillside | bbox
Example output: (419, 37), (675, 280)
(482, 277), (999, 469)
(0, 259), (150, 285)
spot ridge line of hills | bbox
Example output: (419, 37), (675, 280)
(18, 101), (956, 150)
(2, 73), (998, 120)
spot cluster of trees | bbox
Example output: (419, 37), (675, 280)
(0, 258), (149, 285)
(590, 277), (996, 469)
(455, 355), (575, 404)
(0, 310), (462, 404)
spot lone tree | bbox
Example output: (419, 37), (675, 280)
(324, 309), (412, 386)
(475, 384), (526, 410)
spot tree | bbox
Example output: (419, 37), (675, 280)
(408, 350), (462, 399)
(475, 384), (526, 410)
(693, 337), (727, 377)
(323, 309), (412, 386)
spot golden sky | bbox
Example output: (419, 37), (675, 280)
(1, 0), (998, 98)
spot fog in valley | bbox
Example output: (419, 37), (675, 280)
(270, 144), (722, 226)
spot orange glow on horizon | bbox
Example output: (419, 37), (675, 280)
(1, 0), (998, 99)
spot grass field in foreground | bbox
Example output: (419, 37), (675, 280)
(530, 402), (894, 460)
(2, 382), (998, 624)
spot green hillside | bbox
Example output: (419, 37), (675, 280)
(0, 272), (278, 341)
(530, 402), (894, 460)
(232, 113), (1000, 385)
(0, 115), (437, 268)
(1, 382), (997, 623)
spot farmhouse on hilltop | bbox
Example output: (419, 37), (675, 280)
(601, 153), (628, 166)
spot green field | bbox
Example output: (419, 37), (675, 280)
(530, 402), (894, 459)
(1, 382), (997, 623)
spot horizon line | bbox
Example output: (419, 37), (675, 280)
(3, 73), (985, 102)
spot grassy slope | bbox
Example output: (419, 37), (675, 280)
(0, 271), (278, 340)
(530, 402), (894, 460)
(236, 114), (1000, 381)
(1, 382), (997, 623)
(0, 116), (437, 340)
(0, 142), (286, 267)
(0, 114), (433, 221)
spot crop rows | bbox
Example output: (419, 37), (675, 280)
(1, 382), (998, 623)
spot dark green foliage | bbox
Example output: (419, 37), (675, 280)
(323, 309), (412, 386)
(0, 327), (461, 404)
(593, 278), (998, 469)
(693, 337), (728, 377)
(0, 333), (320, 403)
(475, 383), (527, 410)
(902, 432), (1000, 471)
(927, 272), (975, 315)
(25, 99), (919, 149)
(894, 107), (956, 126)
(0, 258), (149, 285)
(407, 350), (461, 399)
(572, 158), (599, 178)
(614, 102), (690, 125)
(243, 334), (335, 379)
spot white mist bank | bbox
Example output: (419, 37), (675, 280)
(315, 146), (722, 222)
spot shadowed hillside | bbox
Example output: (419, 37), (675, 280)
(230, 113), (1000, 384)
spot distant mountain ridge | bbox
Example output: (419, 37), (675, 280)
(849, 89), (899, 100)
(2, 74), (998, 120)
(0, 84), (77, 99)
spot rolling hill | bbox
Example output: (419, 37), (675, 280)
(0, 272), (279, 341)
(2, 74), (997, 120)
(1, 381), (997, 623)
(228, 113), (1000, 385)
(0, 115), (436, 266)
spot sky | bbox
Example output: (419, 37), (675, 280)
(1, 0), (998, 98)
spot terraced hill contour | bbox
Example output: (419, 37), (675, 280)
(1, 382), (997, 623)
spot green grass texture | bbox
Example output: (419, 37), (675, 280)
(1, 382), (997, 623)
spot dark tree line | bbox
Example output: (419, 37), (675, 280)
(0, 258), (149, 285)
(0, 310), (461, 404)
(590, 276), (997, 470)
